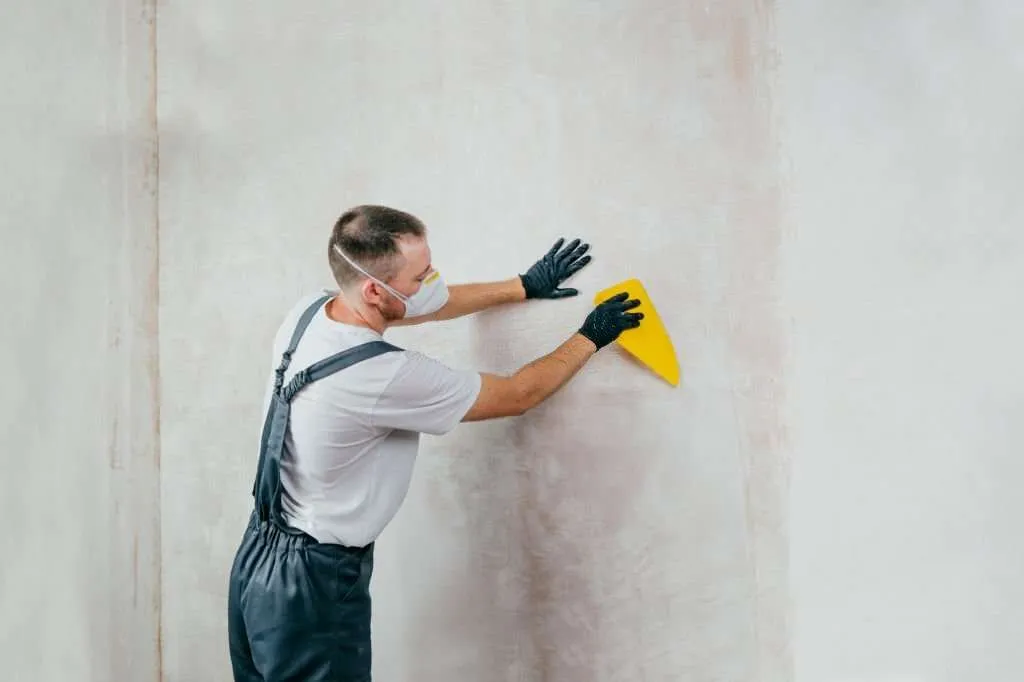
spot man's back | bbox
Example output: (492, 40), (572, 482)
(262, 292), (481, 547)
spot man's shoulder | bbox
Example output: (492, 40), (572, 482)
(283, 289), (334, 323)
(369, 347), (482, 435)
(269, 290), (332, 349)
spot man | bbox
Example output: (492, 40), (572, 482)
(227, 205), (644, 681)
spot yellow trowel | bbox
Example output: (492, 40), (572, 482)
(594, 278), (680, 386)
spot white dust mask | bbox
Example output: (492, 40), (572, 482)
(332, 244), (449, 318)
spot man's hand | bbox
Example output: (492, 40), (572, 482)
(577, 291), (644, 350)
(519, 237), (592, 299)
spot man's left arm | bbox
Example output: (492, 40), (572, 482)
(393, 237), (593, 326)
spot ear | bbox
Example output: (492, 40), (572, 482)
(360, 278), (387, 305)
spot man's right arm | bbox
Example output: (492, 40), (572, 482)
(462, 291), (643, 421)
(462, 333), (596, 421)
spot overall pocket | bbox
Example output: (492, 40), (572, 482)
(305, 544), (367, 604)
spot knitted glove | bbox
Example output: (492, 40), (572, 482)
(519, 237), (592, 299)
(578, 292), (644, 350)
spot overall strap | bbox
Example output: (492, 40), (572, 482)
(253, 294), (330, 494)
(279, 341), (403, 403)
(273, 294), (332, 393)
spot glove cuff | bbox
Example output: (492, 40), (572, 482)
(519, 273), (539, 299)
(577, 326), (605, 350)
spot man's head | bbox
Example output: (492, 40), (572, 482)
(327, 205), (440, 324)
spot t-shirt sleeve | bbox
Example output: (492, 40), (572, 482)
(370, 350), (482, 435)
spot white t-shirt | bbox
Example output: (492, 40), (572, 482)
(259, 291), (482, 547)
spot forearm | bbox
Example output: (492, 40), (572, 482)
(428, 277), (527, 321)
(513, 333), (596, 409)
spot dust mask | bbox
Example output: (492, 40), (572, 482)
(332, 244), (449, 318)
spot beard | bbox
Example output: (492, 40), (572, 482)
(378, 294), (407, 322)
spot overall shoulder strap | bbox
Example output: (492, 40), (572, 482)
(274, 294), (331, 392)
(280, 340), (402, 402)
(307, 340), (403, 382)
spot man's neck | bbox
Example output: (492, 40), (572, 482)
(325, 295), (386, 335)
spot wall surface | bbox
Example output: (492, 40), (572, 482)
(780, 2), (1024, 681)
(3, 2), (1023, 682)
(0, 1), (161, 681)
(158, 2), (787, 680)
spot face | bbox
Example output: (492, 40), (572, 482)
(363, 234), (434, 321)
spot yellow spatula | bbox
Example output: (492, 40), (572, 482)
(594, 278), (680, 386)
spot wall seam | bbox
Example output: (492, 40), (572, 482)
(146, 0), (162, 679)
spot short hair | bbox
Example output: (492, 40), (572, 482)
(327, 205), (427, 289)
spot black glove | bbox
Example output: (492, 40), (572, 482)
(519, 237), (592, 299)
(578, 291), (644, 350)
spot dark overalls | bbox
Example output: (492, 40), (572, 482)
(228, 295), (401, 681)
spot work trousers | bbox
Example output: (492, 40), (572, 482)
(228, 512), (375, 681)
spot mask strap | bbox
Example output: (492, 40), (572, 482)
(332, 244), (409, 301)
